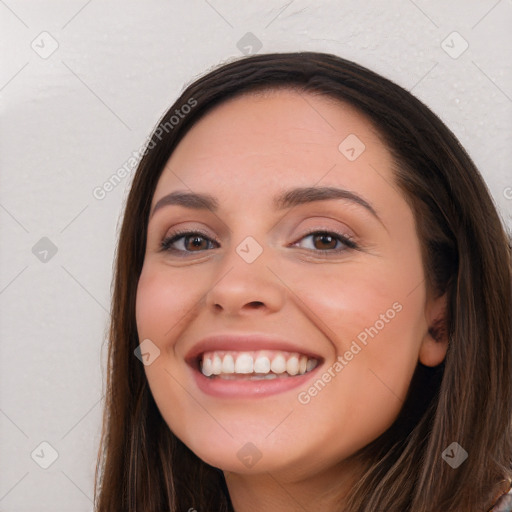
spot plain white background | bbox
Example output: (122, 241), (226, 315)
(1, 1), (511, 510)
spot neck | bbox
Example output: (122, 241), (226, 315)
(224, 458), (362, 512)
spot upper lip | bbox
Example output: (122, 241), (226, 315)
(185, 333), (324, 365)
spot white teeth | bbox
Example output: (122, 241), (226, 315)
(253, 355), (271, 374)
(299, 355), (307, 374)
(306, 358), (317, 372)
(234, 353), (253, 373)
(222, 354), (235, 373)
(286, 355), (299, 376)
(200, 350), (319, 378)
(202, 357), (213, 377)
(212, 354), (222, 375)
(270, 355), (286, 374)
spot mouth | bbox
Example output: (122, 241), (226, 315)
(199, 350), (320, 380)
(185, 334), (325, 398)
(188, 349), (323, 398)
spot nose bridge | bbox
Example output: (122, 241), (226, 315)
(222, 212), (272, 268)
(204, 230), (284, 314)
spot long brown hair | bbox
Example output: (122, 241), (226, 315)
(94, 52), (512, 512)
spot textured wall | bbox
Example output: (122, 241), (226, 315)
(1, 1), (511, 510)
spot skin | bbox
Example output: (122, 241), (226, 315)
(135, 89), (449, 512)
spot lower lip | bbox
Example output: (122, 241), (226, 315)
(190, 363), (323, 398)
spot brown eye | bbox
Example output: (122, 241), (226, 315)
(294, 230), (357, 253)
(312, 233), (338, 250)
(161, 231), (218, 254)
(183, 235), (209, 251)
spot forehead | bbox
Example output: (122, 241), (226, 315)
(153, 89), (395, 206)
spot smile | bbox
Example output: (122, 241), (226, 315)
(200, 350), (319, 379)
(185, 333), (324, 398)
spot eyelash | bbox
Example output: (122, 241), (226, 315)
(159, 228), (358, 256)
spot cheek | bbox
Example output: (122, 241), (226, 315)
(290, 289), (423, 461)
(135, 265), (220, 448)
(291, 258), (423, 348)
(135, 264), (199, 341)
(290, 258), (425, 423)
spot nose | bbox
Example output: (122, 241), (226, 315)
(204, 238), (286, 317)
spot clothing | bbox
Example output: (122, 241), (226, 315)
(490, 484), (512, 512)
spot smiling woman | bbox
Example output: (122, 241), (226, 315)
(93, 52), (512, 512)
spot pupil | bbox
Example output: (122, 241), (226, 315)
(190, 236), (203, 249)
(318, 234), (334, 249)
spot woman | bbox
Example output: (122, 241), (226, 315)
(94, 52), (512, 511)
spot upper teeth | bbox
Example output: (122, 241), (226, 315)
(200, 350), (318, 377)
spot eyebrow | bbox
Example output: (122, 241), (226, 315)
(150, 186), (383, 224)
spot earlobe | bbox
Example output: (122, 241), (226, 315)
(419, 293), (450, 367)
(419, 325), (449, 367)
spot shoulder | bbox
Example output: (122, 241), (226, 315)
(490, 485), (512, 512)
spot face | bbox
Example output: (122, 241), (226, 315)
(135, 89), (447, 481)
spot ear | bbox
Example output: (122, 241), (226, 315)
(419, 291), (449, 367)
